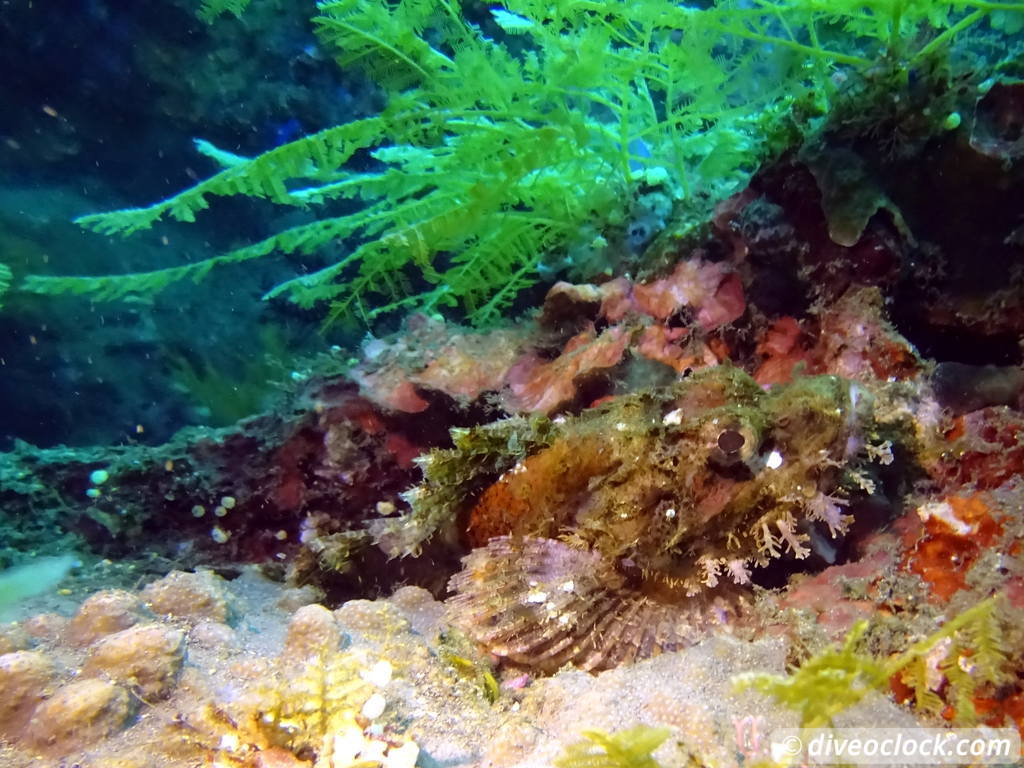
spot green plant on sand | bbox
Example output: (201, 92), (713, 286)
(555, 725), (673, 768)
(20, 0), (1024, 326)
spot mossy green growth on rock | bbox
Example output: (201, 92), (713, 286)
(368, 414), (557, 558)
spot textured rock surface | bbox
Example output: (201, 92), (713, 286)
(282, 603), (341, 659)
(140, 569), (232, 624)
(26, 678), (132, 753)
(0, 625), (30, 655)
(82, 623), (185, 699)
(0, 543), (1017, 768)
(67, 589), (147, 646)
(0, 650), (56, 737)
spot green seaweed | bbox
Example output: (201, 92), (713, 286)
(166, 325), (298, 427)
(0, 262), (10, 308)
(555, 725), (672, 768)
(20, 0), (1024, 326)
(197, 0), (253, 23)
(734, 596), (1013, 727)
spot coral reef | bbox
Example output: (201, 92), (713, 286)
(0, 377), (443, 594)
(0, 565), (913, 768)
(350, 315), (527, 414)
(3, 2), (1024, 761)
(0, 570), (447, 767)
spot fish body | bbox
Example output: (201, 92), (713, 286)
(448, 366), (868, 671)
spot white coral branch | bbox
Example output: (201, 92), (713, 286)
(757, 522), (782, 560)
(804, 491), (850, 538)
(725, 558), (751, 585)
(697, 555), (721, 588)
(776, 513), (810, 559)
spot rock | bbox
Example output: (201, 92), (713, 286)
(539, 281), (602, 330)
(275, 584), (324, 613)
(283, 604), (340, 658)
(188, 619), (236, 650)
(503, 326), (630, 414)
(335, 599), (410, 639)
(82, 623), (185, 700)
(26, 678), (132, 752)
(141, 569), (232, 623)
(67, 589), (146, 646)
(21, 612), (67, 642)
(252, 747), (315, 767)
(361, 691), (387, 720)
(384, 740), (420, 768)
(932, 362), (1024, 415)
(0, 650), (55, 737)
(0, 623), (30, 654)
(389, 586), (445, 639)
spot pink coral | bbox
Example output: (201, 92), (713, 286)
(632, 258), (745, 328)
(812, 287), (921, 382)
(778, 548), (892, 639)
(753, 316), (808, 386)
(696, 272), (746, 330)
(597, 277), (635, 323)
(637, 324), (690, 372)
(352, 316), (524, 413)
(415, 330), (523, 402)
(593, 258), (746, 330)
(503, 325), (630, 413)
(353, 374), (430, 414)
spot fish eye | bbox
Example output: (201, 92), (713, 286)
(717, 429), (745, 455)
(706, 421), (760, 476)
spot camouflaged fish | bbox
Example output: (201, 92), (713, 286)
(446, 365), (876, 671)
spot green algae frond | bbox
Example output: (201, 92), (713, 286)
(734, 596), (1013, 727)
(25, 1), (1024, 326)
(556, 725), (672, 768)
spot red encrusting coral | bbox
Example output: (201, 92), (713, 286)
(753, 316), (809, 386)
(414, 331), (525, 402)
(597, 277), (636, 324)
(635, 325), (721, 374)
(776, 548), (894, 640)
(812, 288), (921, 382)
(930, 407), (1024, 491)
(344, 255), (752, 421)
(902, 494), (1007, 602)
(351, 315), (526, 414)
